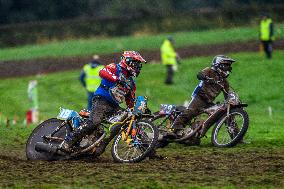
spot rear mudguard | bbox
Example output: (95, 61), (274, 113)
(234, 103), (248, 108)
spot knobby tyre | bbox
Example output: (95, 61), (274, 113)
(211, 108), (249, 147)
(111, 120), (158, 163)
(26, 118), (68, 160)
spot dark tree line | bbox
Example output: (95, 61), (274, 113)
(0, 0), (283, 25)
(0, 0), (283, 47)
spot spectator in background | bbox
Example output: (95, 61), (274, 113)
(160, 36), (180, 85)
(259, 14), (274, 59)
(80, 55), (104, 111)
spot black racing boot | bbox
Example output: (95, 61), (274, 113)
(94, 123), (121, 156)
(163, 132), (177, 139)
(163, 126), (184, 139)
(94, 140), (108, 156)
(60, 120), (95, 152)
(164, 112), (188, 139)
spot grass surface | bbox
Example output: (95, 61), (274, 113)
(1, 50), (283, 147)
(0, 23), (284, 61)
(0, 51), (284, 188)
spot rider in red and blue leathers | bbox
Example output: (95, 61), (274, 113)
(61, 51), (146, 153)
(95, 62), (136, 108)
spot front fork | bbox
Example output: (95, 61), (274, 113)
(225, 105), (238, 136)
(121, 115), (138, 145)
(226, 104), (230, 119)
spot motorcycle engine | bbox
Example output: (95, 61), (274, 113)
(79, 132), (100, 148)
(79, 138), (90, 148)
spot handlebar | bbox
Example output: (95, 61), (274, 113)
(204, 76), (230, 94)
(118, 74), (133, 90)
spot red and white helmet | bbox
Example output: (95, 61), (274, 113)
(120, 51), (147, 77)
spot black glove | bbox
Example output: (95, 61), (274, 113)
(144, 108), (152, 115)
(117, 79), (127, 86)
(117, 79), (132, 90)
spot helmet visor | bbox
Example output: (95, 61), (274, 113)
(220, 63), (232, 72)
(129, 61), (142, 70)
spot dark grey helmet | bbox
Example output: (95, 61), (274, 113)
(212, 55), (236, 77)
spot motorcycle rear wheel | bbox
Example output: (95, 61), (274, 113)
(26, 118), (69, 160)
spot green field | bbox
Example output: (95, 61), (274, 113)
(1, 51), (284, 146)
(0, 23), (284, 61)
(0, 51), (284, 145)
(0, 51), (284, 188)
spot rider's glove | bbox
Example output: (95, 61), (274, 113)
(117, 79), (127, 86)
(117, 79), (132, 90)
(144, 108), (152, 115)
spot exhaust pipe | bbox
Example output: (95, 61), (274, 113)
(35, 142), (58, 154)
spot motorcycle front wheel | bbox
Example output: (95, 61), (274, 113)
(111, 120), (158, 163)
(211, 108), (249, 147)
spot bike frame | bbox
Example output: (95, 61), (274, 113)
(108, 111), (137, 143)
(152, 100), (248, 142)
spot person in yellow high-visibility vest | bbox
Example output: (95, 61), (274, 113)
(160, 36), (180, 85)
(80, 55), (104, 110)
(259, 14), (274, 59)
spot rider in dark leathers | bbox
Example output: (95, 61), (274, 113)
(166, 55), (236, 139)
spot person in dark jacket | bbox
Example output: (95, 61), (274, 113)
(166, 55), (235, 138)
(60, 51), (147, 154)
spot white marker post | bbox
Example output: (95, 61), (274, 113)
(268, 106), (272, 118)
(27, 80), (39, 124)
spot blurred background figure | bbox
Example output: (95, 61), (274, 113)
(80, 55), (104, 111)
(27, 80), (39, 124)
(160, 36), (180, 85)
(259, 13), (274, 59)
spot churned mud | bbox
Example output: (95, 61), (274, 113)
(1, 40), (284, 188)
(0, 144), (283, 188)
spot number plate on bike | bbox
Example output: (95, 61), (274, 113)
(134, 96), (147, 115)
(57, 108), (79, 120)
(159, 104), (175, 115)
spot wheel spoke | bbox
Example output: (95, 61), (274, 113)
(214, 112), (245, 146)
(122, 148), (131, 160)
(131, 147), (141, 158)
(138, 143), (148, 152)
(113, 121), (156, 162)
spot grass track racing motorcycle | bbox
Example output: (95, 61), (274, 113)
(26, 96), (158, 163)
(150, 86), (249, 148)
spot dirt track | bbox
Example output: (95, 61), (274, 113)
(1, 40), (284, 188)
(0, 39), (284, 79)
(0, 145), (283, 188)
